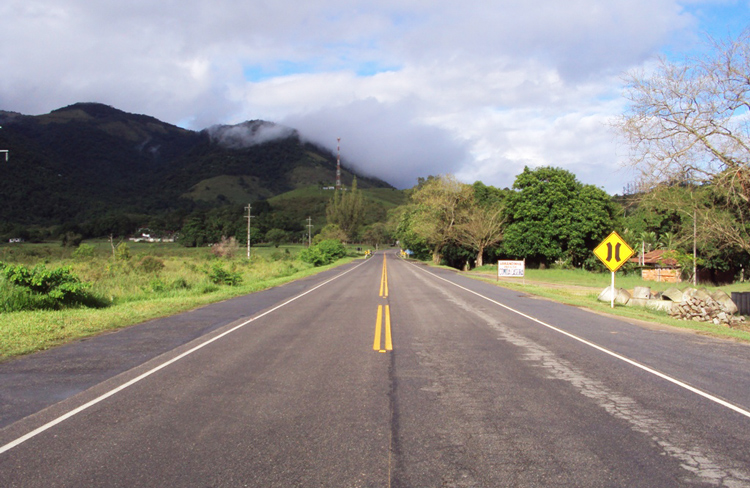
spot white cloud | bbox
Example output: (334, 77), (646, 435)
(0, 0), (735, 193)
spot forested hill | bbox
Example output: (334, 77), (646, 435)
(0, 103), (392, 229)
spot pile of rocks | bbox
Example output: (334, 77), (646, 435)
(597, 286), (747, 327)
(668, 289), (746, 327)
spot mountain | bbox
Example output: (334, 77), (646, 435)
(0, 103), (393, 232)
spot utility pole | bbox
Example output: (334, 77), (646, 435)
(306, 217), (313, 247)
(335, 137), (341, 191)
(0, 126), (7, 161)
(245, 204), (254, 259)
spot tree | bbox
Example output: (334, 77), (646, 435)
(455, 205), (505, 267)
(407, 175), (474, 264)
(617, 29), (750, 253)
(362, 222), (391, 249)
(265, 228), (289, 248)
(502, 167), (618, 267)
(454, 184), (507, 267)
(326, 178), (365, 241)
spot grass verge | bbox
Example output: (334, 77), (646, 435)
(463, 266), (750, 343)
(0, 249), (359, 361)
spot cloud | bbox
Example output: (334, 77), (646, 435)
(0, 0), (729, 194)
(207, 121), (297, 149)
(283, 97), (470, 189)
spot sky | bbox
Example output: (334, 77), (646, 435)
(1, 0), (748, 193)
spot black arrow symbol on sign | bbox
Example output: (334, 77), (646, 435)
(606, 243), (622, 262)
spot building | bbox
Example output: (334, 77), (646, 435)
(631, 250), (681, 283)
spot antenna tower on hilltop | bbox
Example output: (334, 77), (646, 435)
(336, 137), (341, 191)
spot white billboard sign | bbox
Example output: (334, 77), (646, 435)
(498, 260), (525, 278)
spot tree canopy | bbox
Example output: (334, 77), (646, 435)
(502, 167), (618, 267)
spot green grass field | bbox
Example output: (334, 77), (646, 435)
(0, 241), (365, 361)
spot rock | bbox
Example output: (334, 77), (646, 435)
(661, 287), (684, 303)
(684, 288), (712, 302)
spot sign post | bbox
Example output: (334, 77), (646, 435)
(498, 260), (525, 285)
(593, 232), (635, 308)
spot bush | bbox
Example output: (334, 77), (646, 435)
(73, 243), (95, 260)
(298, 239), (347, 267)
(0, 261), (100, 310)
(115, 243), (131, 261)
(138, 255), (166, 273)
(207, 263), (243, 286)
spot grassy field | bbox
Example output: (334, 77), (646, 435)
(0, 241), (364, 361)
(466, 265), (750, 342)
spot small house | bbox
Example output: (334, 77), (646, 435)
(631, 250), (681, 283)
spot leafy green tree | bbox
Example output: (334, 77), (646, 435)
(406, 175), (474, 264)
(326, 178), (365, 241)
(362, 222), (391, 249)
(314, 224), (348, 244)
(502, 167), (619, 267)
(265, 228), (289, 248)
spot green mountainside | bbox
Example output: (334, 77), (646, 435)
(0, 103), (394, 235)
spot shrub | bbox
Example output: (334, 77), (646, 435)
(115, 243), (131, 261)
(138, 255), (166, 273)
(0, 261), (99, 309)
(207, 263), (243, 286)
(298, 239), (347, 267)
(73, 243), (95, 260)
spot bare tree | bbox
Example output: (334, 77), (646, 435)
(455, 205), (505, 268)
(618, 29), (750, 198)
(617, 28), (750, 254)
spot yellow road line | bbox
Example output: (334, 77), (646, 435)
(375, 255), (392, 352)
(374, 305), (383, 351)
(384, 305), (392, 351)
(380, 254), (389, 297)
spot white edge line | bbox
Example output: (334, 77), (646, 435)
(408, 261), (750, 420)
(0, 259), (370, 455)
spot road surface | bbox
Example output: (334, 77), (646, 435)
(1, 251), (750, 487)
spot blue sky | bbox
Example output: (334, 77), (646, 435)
(1, 0), (747, 193)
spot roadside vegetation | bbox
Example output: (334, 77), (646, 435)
(0, 241), (363, 360)
(464, 265), (750, 342)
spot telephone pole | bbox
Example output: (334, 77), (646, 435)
(0, 126), (7, 161)
(307, 217), (313, 247)
(335, 137), (341, 191)
(245, 204), (254, 259)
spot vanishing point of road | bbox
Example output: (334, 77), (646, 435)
(1, 251), (750, 487)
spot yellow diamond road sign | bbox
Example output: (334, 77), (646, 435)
(594, 232), (635, 273)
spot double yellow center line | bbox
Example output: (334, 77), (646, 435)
(374, 254), (393, 353)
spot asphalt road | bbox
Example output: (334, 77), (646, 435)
(1, 251), (750, 487)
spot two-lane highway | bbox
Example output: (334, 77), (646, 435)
(1, 251), (750, 486)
